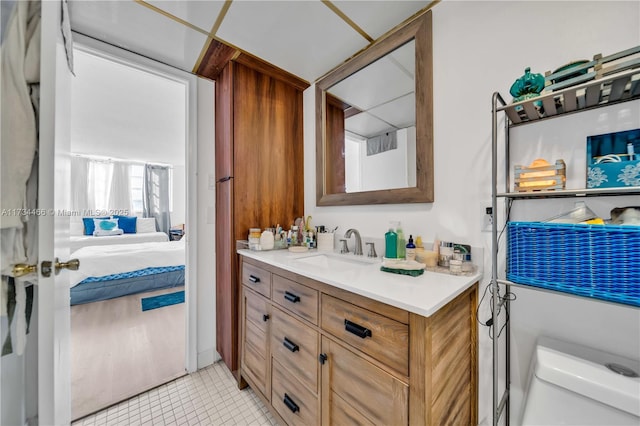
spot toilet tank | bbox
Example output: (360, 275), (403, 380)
(521, 337), (640, 425)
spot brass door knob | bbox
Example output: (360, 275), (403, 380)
(12, 263), (37, 277)
(55, 258), (80, 274)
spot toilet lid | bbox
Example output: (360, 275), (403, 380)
(534, 337), (640, 417)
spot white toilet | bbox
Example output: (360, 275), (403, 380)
(521, 336), (640, 425)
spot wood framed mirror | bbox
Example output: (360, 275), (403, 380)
(316, 11), (433, 206)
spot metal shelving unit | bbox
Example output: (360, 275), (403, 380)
(490, 65), (640, 426)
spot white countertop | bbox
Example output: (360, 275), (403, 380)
(238, 248), (482, 317)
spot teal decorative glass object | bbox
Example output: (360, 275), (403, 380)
(509, 67), (546, 102)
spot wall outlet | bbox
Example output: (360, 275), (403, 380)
(482, 206), (493, 232)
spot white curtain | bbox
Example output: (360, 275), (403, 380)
(108, 162), (132, 212)
(71, 156), (133, 214)
(70, 156), (91, 211)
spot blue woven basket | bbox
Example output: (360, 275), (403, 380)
(507, 222), (640, 307)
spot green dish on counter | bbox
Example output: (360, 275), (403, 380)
(380, 266), (424, 277)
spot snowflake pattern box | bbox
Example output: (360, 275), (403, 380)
(587, 128), (640, 189)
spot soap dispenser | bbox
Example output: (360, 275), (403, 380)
(385, 222), (398, 259)
(396, 222), (406, 259)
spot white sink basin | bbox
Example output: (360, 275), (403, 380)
(294, 253), (376, 271)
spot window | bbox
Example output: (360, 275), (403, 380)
(130, 164), (173, 215)
(130, 164), (144, 214)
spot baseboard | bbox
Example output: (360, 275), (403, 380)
(197, 348), (220, 369)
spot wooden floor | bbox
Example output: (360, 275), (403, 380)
(71, 287), (186, 421)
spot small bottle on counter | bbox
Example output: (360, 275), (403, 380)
(260, 229), (274, 250)
(249, 228), (261, 250)
(406, 235), (416, 261)
(396, 222), (406, 259)
(291, 226), (299, 246)
(449, 252), (463, 275)
(462, 253), (475, 273)
(439, 241), (454, 267)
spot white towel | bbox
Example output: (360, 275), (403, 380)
(0, 0), (39, 365)
(1, 0), (40, 230)
(14, 277), (26, 355)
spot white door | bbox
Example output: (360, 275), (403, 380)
(37, 1), (73, 424)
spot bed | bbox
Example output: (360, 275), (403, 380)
(69, 240), (185, 305)
(69, 231), (169, 252)
(70, 217), (169, 251)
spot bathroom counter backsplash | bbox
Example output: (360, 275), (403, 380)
(237, 247), (482, 318)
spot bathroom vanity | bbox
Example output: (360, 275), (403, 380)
(237, 249), (480, 425)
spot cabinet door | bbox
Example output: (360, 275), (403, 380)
(232, 62), (304, 238)
(320, 336), (408, 426)
(215, 61), (234, 181)
(241, 287), (271, 398)
(216, 179), (237, 371)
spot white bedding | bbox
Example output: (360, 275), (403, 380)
(69, 240), (185, 287)
(69, 231), (169, 252)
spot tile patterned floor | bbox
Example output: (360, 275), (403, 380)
(72, 361), (279, 426)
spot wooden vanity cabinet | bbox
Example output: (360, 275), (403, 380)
(239, 256), (478, 425)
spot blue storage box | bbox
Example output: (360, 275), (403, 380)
(507, 222), (640, 307)
(587, 128), (640, 189)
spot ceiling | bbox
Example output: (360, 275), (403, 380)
(328, 40), (415, 138)
(68, 0), (435, 83)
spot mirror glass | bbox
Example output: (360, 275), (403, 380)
(326, 40), (416, 193)
(316, 11), (432, 206)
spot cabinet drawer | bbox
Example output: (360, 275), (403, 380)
(272, 358), (319, 426)
(271, 307), (318, 391)
(321, 294), (408, 376)
(244, 287), (271, 334)
(272, 274), (318, 324)
(242, 262), (271, 298)
(321, 337), (408, 426)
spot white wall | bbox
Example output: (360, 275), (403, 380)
(303, 2), (640, 424)
(172, 165), (186, 225)
(196, 77), (219, 368)
(346, 127), (416, 192)
(71, 48), (186, 166)
(360, 128), (412, 191)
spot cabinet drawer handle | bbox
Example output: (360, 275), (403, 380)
(283, 393), (299, 413)
(344, 319), (372, 339)
(283, 337), (299, 353)
(318, 353), (327, 365)
(284, 291), (300, 303)
(248, 275), (260, 283)
(262, 314), (270, 322)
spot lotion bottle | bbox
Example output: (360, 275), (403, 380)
(385, 223), (397, 258)
(406, 235), (416, 261)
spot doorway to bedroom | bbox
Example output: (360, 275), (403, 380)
(68, 44), (189, 420)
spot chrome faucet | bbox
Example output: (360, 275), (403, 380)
(344, 229), (363, 255)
